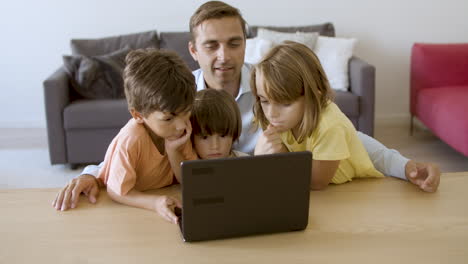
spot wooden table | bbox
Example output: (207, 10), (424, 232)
(1, 172), (467, 264)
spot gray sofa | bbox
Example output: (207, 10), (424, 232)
(43, 22), (375, 167)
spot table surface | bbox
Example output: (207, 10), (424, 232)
(1, 172), (468, 264)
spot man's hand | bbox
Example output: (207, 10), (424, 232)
(165, 120), (192, 154)
(154, 195), (182, 224)
(405, 160), (441, 192)
(52, 174), (100, 211)
(254, 125), (287, 155)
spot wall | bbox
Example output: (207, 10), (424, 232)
(1, 0), (467, 127)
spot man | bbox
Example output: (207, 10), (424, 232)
(52, 1), (440, 211)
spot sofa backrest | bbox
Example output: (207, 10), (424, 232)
(68, 23), (335, 73)
(411, 43), (468, 91)
(71, 30), (159, 57)
(159, 32), (198, 71)
(410, 43), (468, 115)
(248, 22), (335, 38)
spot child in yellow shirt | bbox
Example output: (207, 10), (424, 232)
(252, 41), (441, 191)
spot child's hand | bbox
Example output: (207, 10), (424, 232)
(405, 160), (440, 192)
(165, 120), (192, 154)
(154, 195), (182, 224)
(52, 174), (100, 211)
(254, 125), (287, 155)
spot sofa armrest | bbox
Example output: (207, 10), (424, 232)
(349, 56), (376, 136)
(43, 66), (71, 164)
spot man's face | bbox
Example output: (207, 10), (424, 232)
(189, 16), (245, 90)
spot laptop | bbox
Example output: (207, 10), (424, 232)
(176, 151), (312, 242)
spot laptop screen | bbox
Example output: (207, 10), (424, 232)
(179, 151), (312, 242)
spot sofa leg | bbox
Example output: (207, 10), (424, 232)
(69, 163), (80, 170)
(410, 115), (414, 136)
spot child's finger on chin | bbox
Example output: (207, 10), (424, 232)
(265, 125), (275, 134)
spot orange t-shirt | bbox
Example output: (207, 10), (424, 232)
(98, 119), (197, 195)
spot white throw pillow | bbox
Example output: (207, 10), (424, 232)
(313, 36), (357, 91)
(257, 28), (319, 50)
(245, 37), (275, 64)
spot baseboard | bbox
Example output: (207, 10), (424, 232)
(375, 114), (409, 126)
(375, 114), (430, 131)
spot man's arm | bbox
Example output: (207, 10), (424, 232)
(357, 132), (409, 180)
(52, 173), (102, 211)
(357, 132), (440, 192)
(52, 161), (105, 211)
(81, 162), (104, 177)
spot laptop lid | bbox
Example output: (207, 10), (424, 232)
(179, 151), (312, 242)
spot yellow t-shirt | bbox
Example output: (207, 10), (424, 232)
(280, 102), (383, 184)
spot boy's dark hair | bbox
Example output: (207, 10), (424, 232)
(123, 48), (195, 117)
(189, 1), (247, 43)
(191, 89), (242, 142)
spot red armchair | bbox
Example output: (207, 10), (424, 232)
(410, 43), (468, 156)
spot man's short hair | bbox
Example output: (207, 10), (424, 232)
(123, 49), (195, 117)
(189, 1), (247, 43)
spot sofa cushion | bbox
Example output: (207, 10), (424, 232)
(64, 99), (131, 129)
(313, 36), (357, 91)
(71, 30), (159, 57)
(63, 47), (130, 99)
(257, 28), (319, 50)
(248, 23), (335, 38)
(159, 32), (199, 71)
(416, 86), (468, 155)
(334, 91), (359, 117)
(245, 38), (275, 64)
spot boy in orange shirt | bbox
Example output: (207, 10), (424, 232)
(96, 49), (197, 223)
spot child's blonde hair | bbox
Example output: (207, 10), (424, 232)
(250, 41), (334, 142)
(191, 89), (242, 142)
(123, 49), (195, 117)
